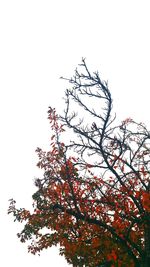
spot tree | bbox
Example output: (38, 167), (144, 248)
(8, 59), (150, 267)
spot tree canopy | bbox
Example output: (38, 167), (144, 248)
(8, 59), (150, 267)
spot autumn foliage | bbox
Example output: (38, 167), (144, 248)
(8, 59), (150, 267)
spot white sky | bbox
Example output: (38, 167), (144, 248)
(0, 1), (150, 266)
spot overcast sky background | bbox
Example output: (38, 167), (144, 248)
(0, 1), (150, 266)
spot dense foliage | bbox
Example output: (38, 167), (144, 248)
(8, 59), (150, 267)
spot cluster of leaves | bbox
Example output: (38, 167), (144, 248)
(8, 59), (150, 267)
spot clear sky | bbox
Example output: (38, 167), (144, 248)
(0, 1), (150, 266)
